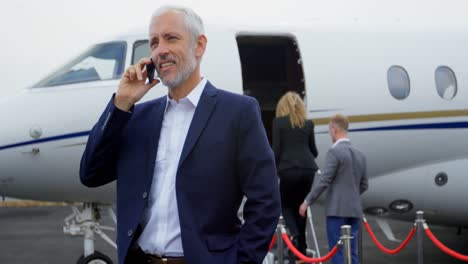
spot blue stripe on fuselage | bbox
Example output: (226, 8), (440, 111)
(1, 121), (468, 150)
(0, 131), (90, 151)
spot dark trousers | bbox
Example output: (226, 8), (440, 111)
(125, 246), (146, 263)
(279, 167), (316, 254)
(327, 216), (360, 264)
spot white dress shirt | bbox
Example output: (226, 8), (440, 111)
(332, 138), (350, 148)
(138, 78), (207, 256)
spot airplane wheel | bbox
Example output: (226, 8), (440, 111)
(77, 251), (113, 264)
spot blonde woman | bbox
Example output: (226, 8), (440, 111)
(272, 91), (318, 256)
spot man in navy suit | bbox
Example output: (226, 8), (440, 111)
(80, 5), (280, 264)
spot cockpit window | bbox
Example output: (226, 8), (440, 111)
(33, 41), (126, 88)
(132, 40), (149, 65)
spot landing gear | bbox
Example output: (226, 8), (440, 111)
(77, 251), (113, 264)
(63, 203), (116, 264)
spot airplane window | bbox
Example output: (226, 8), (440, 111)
(387, 66), (410, 100)
(33, 41), (126, 88)
(132, 40), (149, 65)
(435, 66), (457, 100)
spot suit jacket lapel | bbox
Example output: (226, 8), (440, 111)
(145, 97), (166, 186)
(178, 82), (218, 168)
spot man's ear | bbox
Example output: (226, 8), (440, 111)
(195, 35), (207, 57)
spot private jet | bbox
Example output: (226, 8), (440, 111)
(1, 10), (468, 263)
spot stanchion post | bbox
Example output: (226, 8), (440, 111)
(341, 225), (353, 264)
(277, 216), (285, 264)
(416, 211), (425, 264)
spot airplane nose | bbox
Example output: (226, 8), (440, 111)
(0, 91), (43, 199)
(0, 92), (25, 149)
(0, 98), (17, 198)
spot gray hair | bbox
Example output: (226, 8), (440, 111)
(151, 5), (205, 44)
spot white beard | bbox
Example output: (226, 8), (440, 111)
(160, 48), (197, 90)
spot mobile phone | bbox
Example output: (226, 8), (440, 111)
(146, 58), (156, 83)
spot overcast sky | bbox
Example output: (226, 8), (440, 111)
(1, 0), (467, 96)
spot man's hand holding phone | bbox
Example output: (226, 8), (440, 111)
(114, 57), (160, 112)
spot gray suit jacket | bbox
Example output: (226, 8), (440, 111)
(305, 140), (368, 218)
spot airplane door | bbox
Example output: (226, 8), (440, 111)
(236, 35), (306, 143)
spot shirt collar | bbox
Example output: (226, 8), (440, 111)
(332, 138), (350, 148)
(186, 77), (207, 107)
(164, 77), (207, 112)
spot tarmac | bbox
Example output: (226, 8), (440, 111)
(0, 205), (467, 264)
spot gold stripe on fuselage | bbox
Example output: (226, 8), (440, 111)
(313, 109), (468, 125)
(57, 142), (87, 148)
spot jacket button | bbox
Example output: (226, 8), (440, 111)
(142, 192), (148, 199)
(127, 229), (133, 237)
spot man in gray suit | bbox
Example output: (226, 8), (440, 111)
(299, 114), (368, 264)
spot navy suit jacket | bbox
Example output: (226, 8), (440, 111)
(80, 82), (281, 264)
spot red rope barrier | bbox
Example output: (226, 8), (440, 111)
(425, 225), (468, 261)
(363, 220), (415, 254)
(281, 232), (339, 263)
(268, 234), (277, 251)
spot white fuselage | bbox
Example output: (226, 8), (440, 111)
(1, 20), (467, 226)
